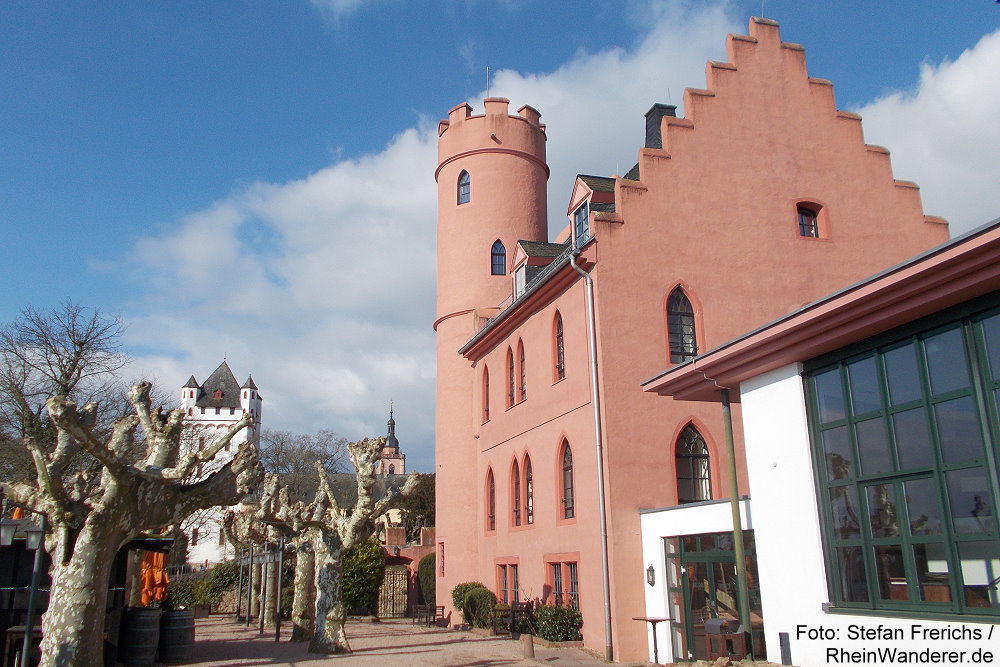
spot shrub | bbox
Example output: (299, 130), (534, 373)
(535, 605), (583, 642)
(451, 582), (485, 610)
(462, 586), (497, 629)
(342, 537), (386, 615)
(417, 553), (435, 606)
(164, 579), (195, 610)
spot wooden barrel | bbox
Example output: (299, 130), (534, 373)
(158, 610), (196, 663)
(118, 607), (161, 665)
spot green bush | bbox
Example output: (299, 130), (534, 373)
(462, 586), (497, 629)
(535, 605), (583, 642)
(451, 582), (485, 610)
(342, 537), (386, 615)
(417, 553), (435, 606)
(164, 579), (196, 610)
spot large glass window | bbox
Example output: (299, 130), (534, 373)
(806, 308), (1000, 616)
(668, 288), (698, 363)
(676, 425), (712, 504)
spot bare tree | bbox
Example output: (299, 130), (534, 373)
(250, 436), (417, 654)
(0, 303), (128, 482)
(0, 383), (261, 667)
(259, 428), (347, 500)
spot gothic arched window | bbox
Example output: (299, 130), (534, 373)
(491, 240), (506, 276)
(511, 460), (522, 526)
(554, 311), (565, 380)
(676, 425), (712, 504)
(482, 366), (490, 422)
(561, 442), (575, 519)
(518, 340), (526, 402)
(667, 287), (698, 363)
(524, 455), (534, 525)
(486, 468), (496, 532)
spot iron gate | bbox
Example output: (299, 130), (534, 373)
(378, 566), (409, 617)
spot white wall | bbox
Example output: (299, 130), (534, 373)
(639, 498), (752, 664)
(740, 364), (998, 666)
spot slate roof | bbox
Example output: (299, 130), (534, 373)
(517, 240), (570, 258)
(195, 361), (243, 409)
(183, 375), (200, 389)
(590, 202), (616, 213)
(241, 376), (258, 390)
(578, 174), (615, 192)
(624, 163), (640, 181)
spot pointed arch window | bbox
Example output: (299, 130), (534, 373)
(458, 170), (471, 204)
(554, 312), (565, 380)
(486, 468), (496, 532)
(482, 366), (490, 423)
(511, 460), (522, 526)
(667, 288), (698, 363)
(491, 240), (506, 276)
(506, 347), (515, 408)
(524, 455), (534, 525)
(676, 425), (711, 504)
(518, 340), (526, 402)
(561, 442), (575, 519)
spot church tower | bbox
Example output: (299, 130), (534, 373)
(378, 405), (406, 475)
(434, 98), (549, 601)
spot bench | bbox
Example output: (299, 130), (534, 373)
(491, 601), (533, 637)
(412, 604), (444, 626)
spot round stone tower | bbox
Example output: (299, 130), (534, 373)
(433, 98), (548, 609)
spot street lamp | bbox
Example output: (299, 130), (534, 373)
(0, 518), (16, 546)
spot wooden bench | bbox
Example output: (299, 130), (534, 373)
(412, 604), (444, 626)
(491, 601), (533, 637)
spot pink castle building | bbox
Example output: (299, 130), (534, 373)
(434, 18), (949, 662)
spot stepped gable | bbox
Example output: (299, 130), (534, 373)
(616, 16), (944, 229)
(195, 361), (243, 409)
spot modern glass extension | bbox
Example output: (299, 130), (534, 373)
(805, 300), (1000, 618)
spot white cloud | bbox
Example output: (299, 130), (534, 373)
(854, 29), (1000, 236)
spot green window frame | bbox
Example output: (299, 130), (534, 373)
(805, 303), (1000, 618)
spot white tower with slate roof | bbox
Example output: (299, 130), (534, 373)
(179, 360), (262, 565)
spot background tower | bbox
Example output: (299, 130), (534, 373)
(434, 98), (548, 608)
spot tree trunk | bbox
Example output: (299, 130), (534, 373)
(127, 550), (142, 607)
(263, 558), (276, 627)
(291, 545), (315, 642)
(39, 523), (122, 667)
(309, 530), (349, 654)
(250, 562), (261, 620)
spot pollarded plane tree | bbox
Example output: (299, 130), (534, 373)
(253, 436), (417, 654)
(0, 382), (260, 667)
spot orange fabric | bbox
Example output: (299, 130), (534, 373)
(139, 551), (169, 606)
(11, 507), (24, 519)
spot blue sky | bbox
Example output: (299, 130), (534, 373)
(3, 1), (999, 472)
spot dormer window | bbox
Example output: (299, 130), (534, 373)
(515, 265), (526, 297)
(573, 202), (590, 247)
(213, 389), (223, 399)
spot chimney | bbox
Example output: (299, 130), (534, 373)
(644, 103), (677, 149)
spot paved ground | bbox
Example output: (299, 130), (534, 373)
(176, 615), (651, 666)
